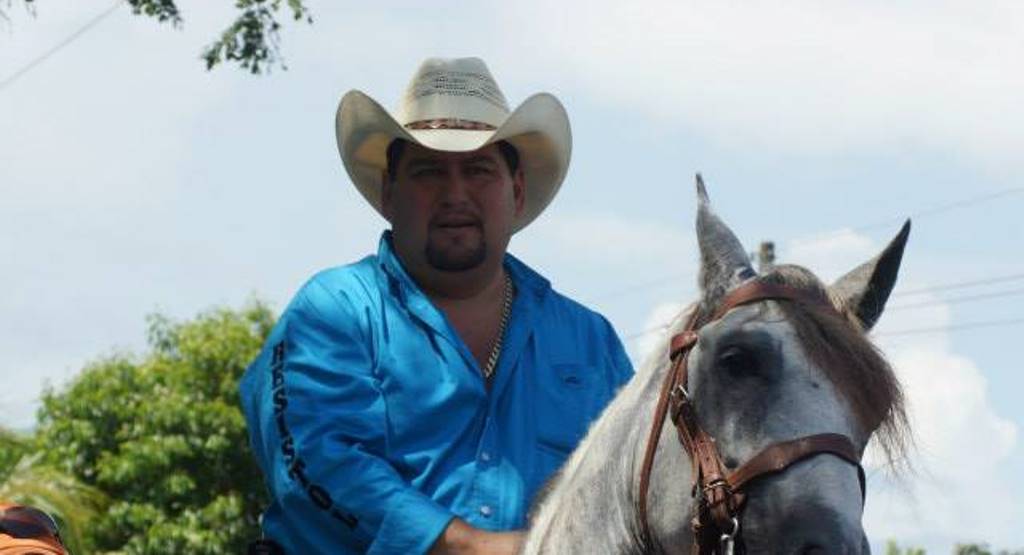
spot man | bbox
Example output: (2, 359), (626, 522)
(240, 57), (633, 554)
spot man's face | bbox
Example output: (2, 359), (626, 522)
(382, 142), (525, 274)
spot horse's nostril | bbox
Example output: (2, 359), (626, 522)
(724, 456), (739, 469)
(799, 546), (827, 555)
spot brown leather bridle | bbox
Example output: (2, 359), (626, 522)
(636, 280), (867, 554)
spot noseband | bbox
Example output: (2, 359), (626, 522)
(635, 280), (867, 554)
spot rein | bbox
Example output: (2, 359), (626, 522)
(635, 281), (866, 554)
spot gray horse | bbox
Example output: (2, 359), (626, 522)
(522, 180), (911, 554)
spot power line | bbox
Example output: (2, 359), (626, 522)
(603, 271), (1024, 306)
(0, 1), (120, 94)
(887, 287), (1024, 311)
(894, 272), (1024, 297)
(586, 188), (1024, 303)
(850, 187), (1024, 235)
(624, 325), (669, 342)
(625, 283), (1024, 339)
(587, 276), (692, 302)
(876, 317), (1024, 337)
(622, 272), (1024, 339)
(626, 315), (1024, 343)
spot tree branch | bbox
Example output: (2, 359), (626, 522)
(123, 0), (313, 74)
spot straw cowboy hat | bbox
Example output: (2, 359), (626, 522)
(335, 57), (572, 232)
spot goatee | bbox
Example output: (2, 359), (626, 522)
(426, 239), (487, 272)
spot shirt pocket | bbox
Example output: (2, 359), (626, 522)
(534, 363), (594, 454)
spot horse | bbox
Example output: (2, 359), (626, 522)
(521, 178), (911, 554)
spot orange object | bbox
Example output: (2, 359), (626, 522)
(0, 504), (68, 555)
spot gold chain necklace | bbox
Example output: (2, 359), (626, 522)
(482, 272), (513, 382)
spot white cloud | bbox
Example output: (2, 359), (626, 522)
(493, 0), (1024, 174)
(514, 210), (698, 305)
(866, 284), (1018, 549)
(0, 356), (82, 430)
(631, 300), (688, 363)
(512, 210), (701, 364)
(864, 342), (1020, 551)
(0, 390), (35, 431)
(783, 229), (876, 282)
(525, 211), (694, 267)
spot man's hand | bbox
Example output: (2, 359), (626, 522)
(428, 518), (524, 555)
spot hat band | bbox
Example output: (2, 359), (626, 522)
(404, 118), (497, 131)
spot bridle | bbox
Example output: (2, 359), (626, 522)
(635, 280), (867, 554)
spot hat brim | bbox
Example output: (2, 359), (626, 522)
(335, 90), (571, 233)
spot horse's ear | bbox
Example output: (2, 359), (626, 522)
(829, 220), (911, 331)
(696, 174), (756, 296)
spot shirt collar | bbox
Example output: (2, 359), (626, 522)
(376, 230), (551, 397)
(376, 231), (418, 303)
(376, 230), (551, 304)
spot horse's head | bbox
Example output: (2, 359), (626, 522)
(645, 179), (910, 553)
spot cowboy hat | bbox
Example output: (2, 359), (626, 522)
(335, 57), (572, 232)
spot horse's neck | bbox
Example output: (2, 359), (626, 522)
(521, 329), (688, 554)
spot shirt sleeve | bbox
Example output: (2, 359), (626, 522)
(243, 278), (454, 554)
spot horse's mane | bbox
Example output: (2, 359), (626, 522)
(699, 264), (911, 469)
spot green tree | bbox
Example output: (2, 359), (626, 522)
(885, 539), (926, 555)
(2, 0), (312, 74)
(956, 545), (993, 555)
(33, 301), (275, 554)
(0, 427), (30, 478)
(955, 544), (1024, 555)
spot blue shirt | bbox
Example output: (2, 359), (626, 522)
(239, 233), (633, 554)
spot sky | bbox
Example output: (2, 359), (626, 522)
(1, 1), (1022, 551)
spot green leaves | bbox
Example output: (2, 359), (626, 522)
(886, 540), (926, 555)
(0, 427), (30, 482)
(126, 0), (182, 25)
(6, 0), (313, 72)
(31, 300), (275, 553)
(885, 540), (1024, 555)
(123, 0), (313, 74)
(954, 544), (1024, 555)
(202, 1), (309, 74)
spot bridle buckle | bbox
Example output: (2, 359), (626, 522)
(701, 478), (731, 497)
(670, 383), (691, 403)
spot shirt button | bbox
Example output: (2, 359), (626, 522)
(480, 451), (491, 462)
(479, 505), (493, 517)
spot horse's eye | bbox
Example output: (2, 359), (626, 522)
(717, 346), (758, 376)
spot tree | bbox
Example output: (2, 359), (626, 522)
(33, 301), (275, 554)
(2, 0), (312, 74)
(885, 539), (926, 555)
(955, 544), (1024, 555)
(0, 427), (30, 479)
